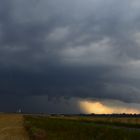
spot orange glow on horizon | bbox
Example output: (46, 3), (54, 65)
(79, 100), (140, 114)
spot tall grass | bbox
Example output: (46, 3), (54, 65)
(24, 116), (140, 140)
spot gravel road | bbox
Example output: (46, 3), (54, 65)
(0, 114), (29, 140)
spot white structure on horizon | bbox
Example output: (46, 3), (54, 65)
(17, 109), (22, 113)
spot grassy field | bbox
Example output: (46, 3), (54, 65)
(24, 116), (140, 140)
(60, 116), (140, 128)
(0, 114), (29, 140)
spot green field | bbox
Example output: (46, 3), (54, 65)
(24, 116), (140, 140)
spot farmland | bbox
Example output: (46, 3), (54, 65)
(24, 115), (140, 140)
(1, 114), (140, 140)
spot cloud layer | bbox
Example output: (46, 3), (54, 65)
(0, 0), (140, 112)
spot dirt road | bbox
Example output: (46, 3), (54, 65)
(0, 114), (29, 140)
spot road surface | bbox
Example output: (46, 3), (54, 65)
(0, 114), (29, 140)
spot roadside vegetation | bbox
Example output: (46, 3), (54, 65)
(24, 115), (140, 140)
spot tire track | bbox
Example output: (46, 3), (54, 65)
(0, 114), (30, 140)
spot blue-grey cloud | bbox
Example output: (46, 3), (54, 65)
(0, 0), (140, 112)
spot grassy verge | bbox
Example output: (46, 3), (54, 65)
(24, 116), (140, 140)
(77, 117), (140, 128)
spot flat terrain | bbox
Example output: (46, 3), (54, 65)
(25, 115), (140, 140)
(1, 114), (140, 140)
(0, 114), (29, 140)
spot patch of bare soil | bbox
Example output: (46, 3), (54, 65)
(0, 114), (29, 140)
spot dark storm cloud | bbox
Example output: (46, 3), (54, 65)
(0, 0), (140, 112)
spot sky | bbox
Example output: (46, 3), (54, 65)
(1, 0), (140, 113)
